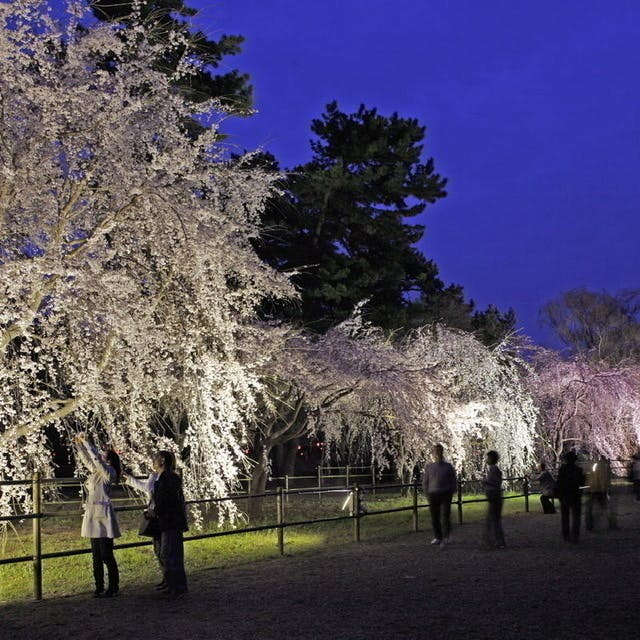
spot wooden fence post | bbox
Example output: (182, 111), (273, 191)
(317, 466), (322, 501)
(457, 477), (464, 524)
(32, 472), (43, 600)
(524, 476), (530, 513)
(371, 464), (376, 496)
(346, 465), (350, 487)
(412, 482), (419, 532)
(276, 487), (285, 555)
(352, 485), (361, 542)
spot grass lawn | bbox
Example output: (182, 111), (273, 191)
(0, 490), (531, 602)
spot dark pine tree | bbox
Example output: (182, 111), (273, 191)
(254, 102), (515, 342)
(91, 0), (252, 113)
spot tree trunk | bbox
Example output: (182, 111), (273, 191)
(247, 445), (270, 522)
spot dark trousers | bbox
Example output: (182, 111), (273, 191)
(153, 534), (164, 576)
(560, 497), (581, 542)
(428, 492), (452, 540)
(90, 537), (119, 591)
(586, 491), (612, 530)
(540, 494), (556, 514)
(160, 530), (188, 593)
(484, 492), (505, 546)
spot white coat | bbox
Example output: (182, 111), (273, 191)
(77, 440), (121, 539)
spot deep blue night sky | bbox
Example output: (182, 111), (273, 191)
(191, 0), (640, 345)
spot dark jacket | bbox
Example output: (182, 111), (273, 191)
(152, 470), (188, 532)
(556, 462), (586, 502)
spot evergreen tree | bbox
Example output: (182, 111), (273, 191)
(91, 0), (252, 113)
(255, 102), (514, 341)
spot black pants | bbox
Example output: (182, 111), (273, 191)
(90, 537), (119, 591)
(560, 497), (581, 542)
(586, 491), (612, 530)
(428, 492), (452, 540)
(484, 492), (505, 546)
(540, 494), (556, 514)
(160, 530), (188, 593)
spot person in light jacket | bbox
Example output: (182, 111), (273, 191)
(533, 462), (557, 514)
(422, 444), (457, 546)
(483, 450), (506, 548)
(74, 433), (121, 597)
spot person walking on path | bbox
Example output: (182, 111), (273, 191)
(74, 433), (122, 598)
(533, 462), (557, 514)
(556, 451), (586, 543)
(483, 450), (506, 548)
(422, 444), (457, 546)
(586, 455), (613, 531)
(152, 450), (189, 596)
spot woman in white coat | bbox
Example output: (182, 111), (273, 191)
(75, 434), (122, 597)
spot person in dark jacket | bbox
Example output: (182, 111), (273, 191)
(152, 450), (188, 596)
(556, 451), (586, 543)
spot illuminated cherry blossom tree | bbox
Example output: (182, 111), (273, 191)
(0, 0), (291, 518)
(529, 350), (640, 465)
(346, 326), (538, 482)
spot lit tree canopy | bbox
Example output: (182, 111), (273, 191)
(529, 350), (640, 464)
(0, 0), (291, 516)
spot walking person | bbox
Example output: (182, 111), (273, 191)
(74, 433), (121, 598)
(556, 451), (586, 543)
(483, 450), (505, 548)
(586, 455), (612, 531)
(152, 450), (188, 596)
(422, 444), (457, 546)
(533, 462), (557, 514)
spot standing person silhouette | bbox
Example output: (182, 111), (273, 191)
(75, 433), (121, 597)
(152, 451), (189, 596)
(533, 462), (557, 514)
(483, 450), (506, 548)
(422, 444), (457, 546)
(556, 451), (586, 543)
(121, 455), (167, 591)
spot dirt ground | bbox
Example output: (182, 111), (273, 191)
(3, 494), (640, 640)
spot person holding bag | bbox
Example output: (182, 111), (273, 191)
(121, 458), (165, 590)
(152, 450), (189, 597)
(74, 433), (121, 598)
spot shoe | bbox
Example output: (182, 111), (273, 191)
(103, 587), (119, 598)
(153, 581), (169, 591)
(442, 536), (451, 545)
(93, 589), (104, 598)
(430, 538), (441, 545)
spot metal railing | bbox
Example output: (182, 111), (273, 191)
(0, 473), (537, 601)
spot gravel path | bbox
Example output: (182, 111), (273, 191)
(3, 495), (640, 640)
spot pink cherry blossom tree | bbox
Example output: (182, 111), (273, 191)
(529, 350), (640, 466)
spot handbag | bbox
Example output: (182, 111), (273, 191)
(138, 509), (161, 537)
